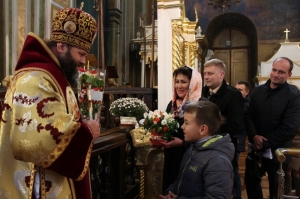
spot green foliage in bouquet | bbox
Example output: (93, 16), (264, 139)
(78, 69), (104, 119)
(143, 111), (179, 142)
(109, 97), (149, 121)
(80, 74), (105, 90)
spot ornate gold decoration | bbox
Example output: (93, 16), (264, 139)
(194, 7), (198, 22)
(181, 0), (188, 22)
(38, 122), (80, 168)
(196, 42), (203, 58)
(139, 165), (146, 198)
(157, 0), (182, 9)
(75, 141), (93, 181)
(28, 164), (36, 199)
(130, 127), (151, 147)
(145, 148), (164, 198)
(108, 78), (118, 87)
(182, 21), (198, 35)
(172, 20), (184, 71)
(184, 42), (188, 59)
(40, 168), (46, 199)
(139, 51), (146, 60)
(189, 42), (196, 67)
(51, 8), (97, 53)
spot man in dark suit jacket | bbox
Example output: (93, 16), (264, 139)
(202, 59), (244, 199)
(235, 80), (251, 153)
(244, 57), (300, 199)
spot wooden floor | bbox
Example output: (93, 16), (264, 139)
(239, 150), (270, 199)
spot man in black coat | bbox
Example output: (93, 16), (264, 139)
(202, 58), (244, 199)
(244, 57), (300, 199)
(235, 80), (251, 153)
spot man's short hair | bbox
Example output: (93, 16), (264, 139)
(273, 57), (294, 72)
(185, 101), (221, 135)
(236, 80), (251, 91)
(204, 59), (226, 72)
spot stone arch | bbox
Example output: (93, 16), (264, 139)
(206, 12), (258, 86)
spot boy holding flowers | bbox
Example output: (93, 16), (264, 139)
(160, 101), (234, 199)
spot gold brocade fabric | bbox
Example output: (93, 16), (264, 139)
(130, 127), (151, 148)
(130, 127), (152, 166)
(51, 8), (97, 53)
(0, 70), (82, 198)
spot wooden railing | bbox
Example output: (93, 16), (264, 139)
(90, 87), (158, 199)
(91, 127), (129, 199)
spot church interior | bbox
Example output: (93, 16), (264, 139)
(1, 0), (300, 198)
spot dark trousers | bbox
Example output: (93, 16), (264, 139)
(163, 147), (186, 192)
(232, 152), (242, 199)
(245, 157), (288, 199)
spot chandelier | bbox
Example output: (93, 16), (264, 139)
(208, 0), (241, 13)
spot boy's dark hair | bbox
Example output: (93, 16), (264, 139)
(185, 101), (221, 135)
(173, 66), (192, 80)
(236, 80), (251, 91)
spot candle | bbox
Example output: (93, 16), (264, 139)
(87, 85), (93, 120)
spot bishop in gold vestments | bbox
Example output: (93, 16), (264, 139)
(0, 7), (98, 199)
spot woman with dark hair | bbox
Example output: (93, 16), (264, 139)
(161, 66), (203, 191)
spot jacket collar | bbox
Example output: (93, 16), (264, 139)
(193, 134), (225, 150)
(204, 79), (227, 96)
(264, 79), (288, 91)
(214, 79), (228, 95)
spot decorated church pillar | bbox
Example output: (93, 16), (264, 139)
(157, 0), (182, 110)
(157, 0), (204, 110)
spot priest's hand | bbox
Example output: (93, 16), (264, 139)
(84, 120), (101, 139)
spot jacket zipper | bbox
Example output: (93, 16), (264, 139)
(177, 149), (195, 195)
(262, 90), (272, 135)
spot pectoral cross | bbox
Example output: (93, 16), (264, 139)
(284, 28), (290, 43)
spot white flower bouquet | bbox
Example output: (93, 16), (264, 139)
(109, 97), (149, 121)
(143, 110), (179, 142)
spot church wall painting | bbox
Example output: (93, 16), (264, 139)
(185, 0), (300, 44)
